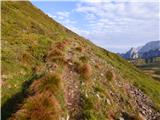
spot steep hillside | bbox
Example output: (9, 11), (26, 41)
(1, 1), (160, 120)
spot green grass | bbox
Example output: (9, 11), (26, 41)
(75, 38), (160, 110)
(2, 1), (160, 120)
(90, 45), (160, 110)
(1, 1), (70, 107)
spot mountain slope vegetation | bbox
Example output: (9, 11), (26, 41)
(1, 1), (160, 120)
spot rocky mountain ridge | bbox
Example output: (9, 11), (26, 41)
(120, 41), (160, 59)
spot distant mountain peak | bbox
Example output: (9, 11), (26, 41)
(129, 47), (138, 53)
(120, 40), (160, 59)
(139, 41), (160, 54)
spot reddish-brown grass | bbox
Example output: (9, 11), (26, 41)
(80, 63), (92, 80)
(47, 49), (64, 58)
(55, 42), (66, 50)
(10, 92), (61, 120)
(95, 64), (100, 69)
(29, 73), (62, 94)
(75, 46), (83, 52)
(62, 40), (70, 45)
(47, 49), (65, 63)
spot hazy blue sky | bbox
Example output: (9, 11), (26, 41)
(31, 0), (159, 53)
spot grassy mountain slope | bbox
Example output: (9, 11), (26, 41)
(1, 1), (160, 120)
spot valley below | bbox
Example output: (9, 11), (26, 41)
(137, 62), (160, 81)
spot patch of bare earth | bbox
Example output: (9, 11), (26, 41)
(63, 42), (82, 120)
(126, 84), (160, 120)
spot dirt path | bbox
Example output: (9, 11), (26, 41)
(63, 66), (81, 119)
(126, 84), (160, 120)
(63, 42), (82, 120)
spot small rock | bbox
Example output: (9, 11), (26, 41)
(67, 102), (72, 106)
(68, 62), (73, 65)
(82, 82), (85, 86)
(138, 113), (147, 120)
(66, 114), (70, 120)
(2, 75), (7, 79)
(96, 94), (100, 99)
(119, 117), (124, 120)
(142, 111), (146, 115)
(100, 73), (104, 76)
(49, 70), (54, 73)
(85, 93), (88, 98)
(106, 99), (111, 105)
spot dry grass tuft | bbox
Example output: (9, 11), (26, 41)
(95, 63), (100, 69)
(79, 56), (88, 63)
(80, 63), (92, 80)
(10, 92), (61, 120)
(105, 71), (114, 81)
(75, 46), (83, 52)
(47, 49), (65, 63)
(137, 113), (146, 120)
(29, 73), (62, 94)
(62, 40), (70, 45)
(48, 49), (64, 58)
(55, 42), (66, 50)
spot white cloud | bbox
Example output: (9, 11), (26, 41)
(80, 0), (159, 3)
(47, 11), (70, 20)
(56, 11), (70, 19)
(74, 1), (159, 37)
(85, 13), (96, 20)
(47, 11), (77, 30)
(47, 1), (158, 53)
(73, 1), (159, 52)
(76, 2), (158, 19)
(47, 13), (57, 18)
